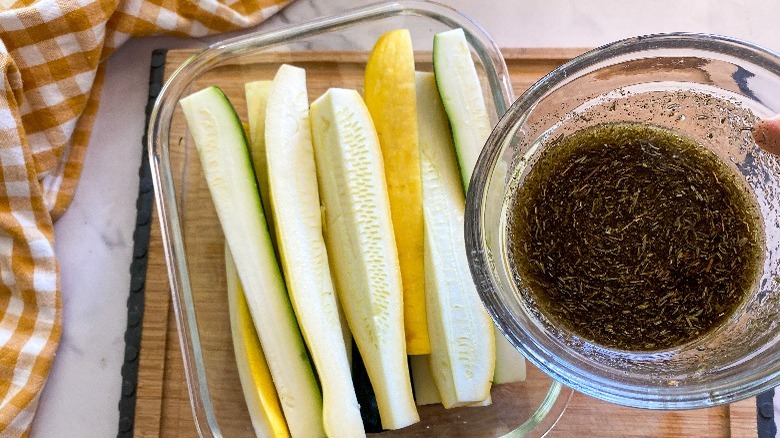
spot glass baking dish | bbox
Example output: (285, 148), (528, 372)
(148, 1), (572, 436)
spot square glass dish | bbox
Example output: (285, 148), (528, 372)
(148, 1), (572, 436)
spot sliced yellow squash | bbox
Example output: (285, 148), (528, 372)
(364, 29), (429, 355)
(226, 247), (289, 438)
(265, 65), (364, 437)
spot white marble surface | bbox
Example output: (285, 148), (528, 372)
(27, 0), (780, 436)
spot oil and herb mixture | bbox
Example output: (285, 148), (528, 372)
(506, 122), (762, 351)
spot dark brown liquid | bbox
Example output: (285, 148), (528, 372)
(506, 122), (762, 351)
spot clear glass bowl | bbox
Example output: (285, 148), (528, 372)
(148, 1), (571, 436)
(466, 33), (780, 409)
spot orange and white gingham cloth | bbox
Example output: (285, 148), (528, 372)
(0, 0), (289, 435)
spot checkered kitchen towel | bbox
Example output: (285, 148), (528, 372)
(0, 0), (289, 435)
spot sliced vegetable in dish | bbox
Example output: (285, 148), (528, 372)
(410, 354), (492, 408)
(433, 27), (492, 190)
(493, 331), (527, 383)
(311, 87), (420, 430)
(409, 355), (440, 406)
(247, 79), (353, 370)
(265, 65), (364, 437)
(179, 86), (324, 438)
(364, 29), (430, 356)
(225, 247), (289, 438)
(244, 80), (276, 248)
(416, 72), (495, 408)
(434, 28), (527, 384)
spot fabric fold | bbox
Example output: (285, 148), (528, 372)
(0, 0), (291, 434)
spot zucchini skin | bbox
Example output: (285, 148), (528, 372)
(180, 86), (325, 438)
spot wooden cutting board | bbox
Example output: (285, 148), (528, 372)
(132, 48), (758, 437)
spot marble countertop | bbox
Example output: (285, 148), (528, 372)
(28, 0), (780, 436)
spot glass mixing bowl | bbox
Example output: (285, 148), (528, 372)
(466, 33), (780, 409)
(148, 1), (572, 436)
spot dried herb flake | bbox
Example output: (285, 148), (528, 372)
(507, 122), (762, 351)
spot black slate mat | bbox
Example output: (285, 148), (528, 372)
(117, 48), (167, 438)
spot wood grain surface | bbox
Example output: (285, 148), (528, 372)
(133, 48), (758, 437)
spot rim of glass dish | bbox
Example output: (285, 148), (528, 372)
(466, 32), (780, 410)
(148, 1), (571, 436)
